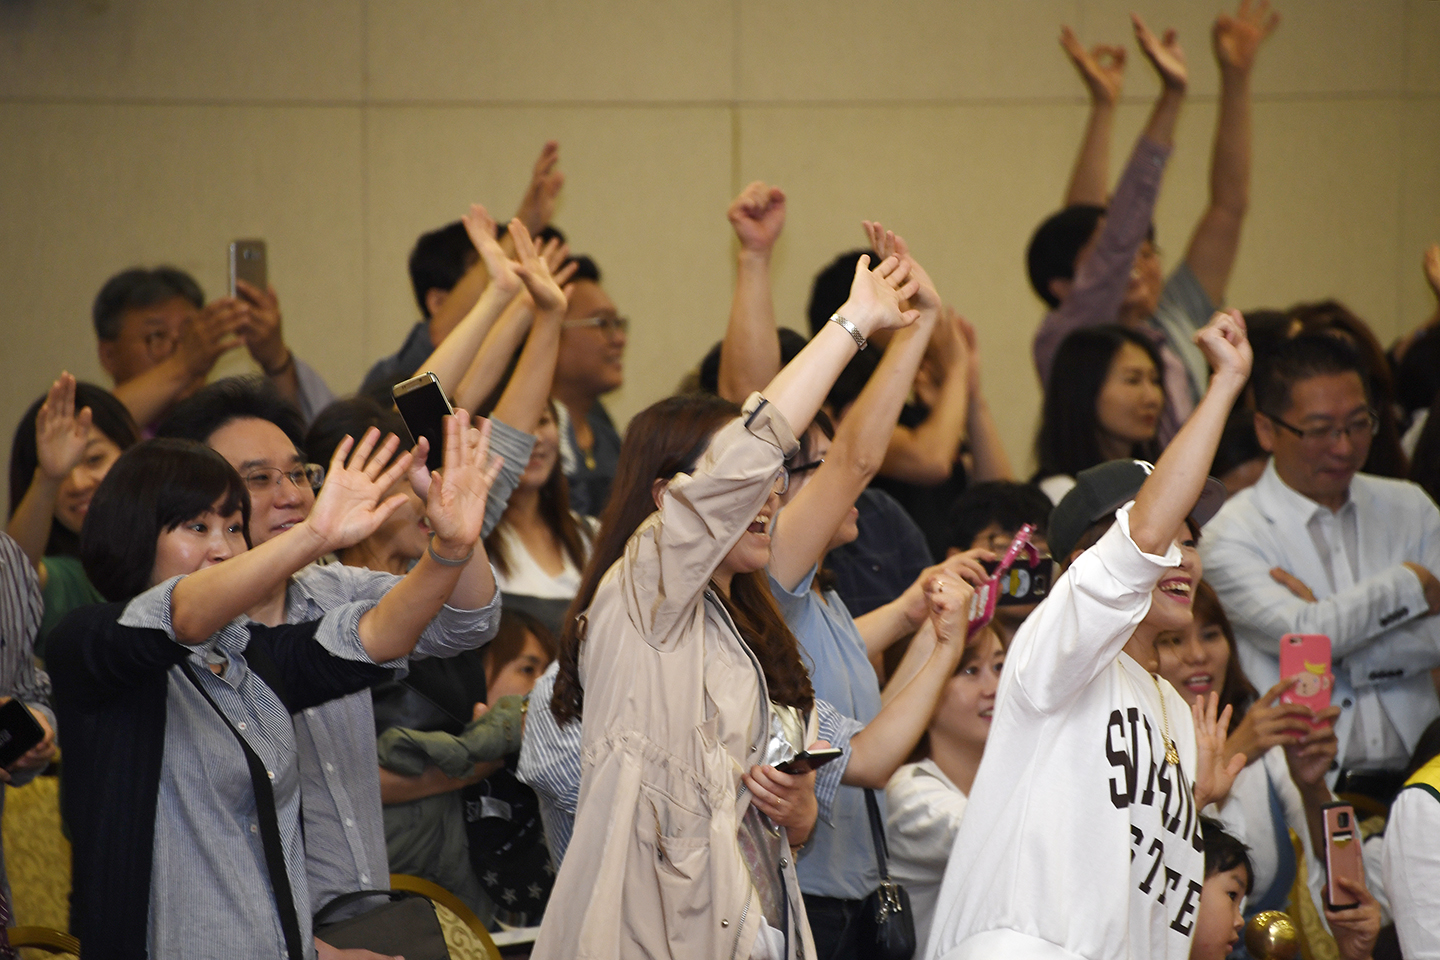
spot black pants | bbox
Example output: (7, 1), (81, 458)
(803, 894), (865, 960)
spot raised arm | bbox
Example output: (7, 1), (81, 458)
(490, 221), (572, 432)
(512, 141), (565, 239)
(233, 280), (302, 409)
(956, 315), (1015, 482)
(761, 252), (919, 435)
(8, 374), (90, 573)
(1060, 26), (1126, 207)
(879, 305), (969, 485)
(110, 299), (246, 427)
(770, 225), (938, 589)
(1184, 0), (1279, 305)
(842, 569), (971, 787)
(718, 181), (787, 403)
(412, 204), (523, 394)
(1129, 310), (1251, 553)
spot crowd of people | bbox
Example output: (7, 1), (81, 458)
(3, 4), (1440, 959)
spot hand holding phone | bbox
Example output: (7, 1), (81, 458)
(775, 747), (843, 775)
(968, 524), (1039, 637)
(1278, 634), (1333, 727)
(0, 699), (47, 769)
(392, 373), (454, 472)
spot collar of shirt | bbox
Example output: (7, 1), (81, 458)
(118, 575), (248, 665)
(1255, 458), (1357, 525)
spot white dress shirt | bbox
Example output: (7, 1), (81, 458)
(1200, 460), (1440, 774)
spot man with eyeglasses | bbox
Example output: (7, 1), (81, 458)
(157, 376), (521, 941)
(93, 265), (334, 432)
(1202, 334), (1440, 803)
(552, 254), (627, 515)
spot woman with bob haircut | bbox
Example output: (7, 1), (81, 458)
(48, 410), (500, 960)
(1032, 324), (1165, 504)
(534, 248), (961, 960)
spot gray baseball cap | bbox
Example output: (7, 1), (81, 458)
(1048, 459), (1227, 562)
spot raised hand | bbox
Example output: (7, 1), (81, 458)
(954, 311), (983, 397)
(425, 412), (504, 558)
(234, 279), (290, 374)
(863, 221), (941, 316)
(306, 427), (414, 551)
(1192, 691), (1246, 807)
(728, 181), (787, 256)
(514, 140), (565, 236)
(897, 549), (996, 630)
(1425, 243), (1440, 300)
(743, 763), (818, 846)
(34, 372), (92, 482)
(1225, 675), (1313, 764)
(1061, 26), (1126, 104)
(1283, 705), (1340, 788)
(1325, 877), (1382, 960)
(508, 219), (569, 315)
(1132, 14), (1187, 92)
(1194, 309), (1252, 383)
(1213, 0), (1279, 76)
(462, 203), (523, 299)
(837, 253), (921, 340)
(176, 298), (246, 377)
(926, 568), (974, 647)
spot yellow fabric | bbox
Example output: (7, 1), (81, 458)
(1, 776), (71, 934)
(1402, 754), (1440, 795)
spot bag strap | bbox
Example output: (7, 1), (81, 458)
(181, 662), (306, 960)
(864, 788), (892, 882)
(314, 888), (411, 925)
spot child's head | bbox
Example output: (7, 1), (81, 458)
(1191, 818), (1253, 960)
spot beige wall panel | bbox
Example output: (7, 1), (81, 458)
(1078, 0), (1405, 98)
(737, 0), (1081, 102)
(1399, 100), (1440, 332)
(1223, 98), (1405, 340)
(1405, 0), (1440, 94)
(0, 0), (363, 102)
(0, 103), (365, 503)
(366, 0), (734, 103)
(739, 103), (1097, 474)
(363, 105), (734, 424)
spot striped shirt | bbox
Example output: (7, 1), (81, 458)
(289, 416), (527, 913)
(518, 661), (862, 866)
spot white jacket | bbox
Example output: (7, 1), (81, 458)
(926, 506), (1203, 960)
(1200, 462), (1440, 773)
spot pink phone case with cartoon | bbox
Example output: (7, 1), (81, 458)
(1278, 634), (1333, 723)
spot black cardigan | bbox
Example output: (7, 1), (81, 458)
(47, 602), (391, 959)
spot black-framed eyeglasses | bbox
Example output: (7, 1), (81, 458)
(242, 463), (326, 494)
(788, 458), (824, 477)
(1263, 409), (1379, 446)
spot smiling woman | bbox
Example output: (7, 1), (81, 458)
(6, 373), (140, 659)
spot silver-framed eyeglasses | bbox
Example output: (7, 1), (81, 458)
(242, 463), (326, 494)
(1263, 409), (1379, 447)
(562, 315), (629, 337)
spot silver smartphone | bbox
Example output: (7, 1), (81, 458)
(392, 372), (454, 471)
(228, 239), (267, 298)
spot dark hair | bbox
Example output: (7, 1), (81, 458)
(409, 221), (476, 318)
(1211, 405), (1265, 482)
(485, 401), (589, 579)
(486, 609), (558, 679)
(1200, 816), (1254, 894)
(156, 376), (308, 455)
(1409, 390), (1440, 505)
(1253, 333), (1369, 422)
(92, 267), (204, 341)
(551, 393), (814, 725)
(1401, 717), (1440, 783)
(806, 250), (869, 336)
(1064, 514), (1199, 568)
(1397, 328), (1440, 416)
(304, 396), (411, 474)
(1192, 580), (1260, 735)
(1034, 326), (1163, 482)
(1026, 206), (1157, 309)
(945, 481), (1053, 554)
(1287, 301), (1407, 477)
(8, 382), (141, 558)
(561, 255), (601, 286)
(79, 439), (251, 602)
(697, 328), (810, 396)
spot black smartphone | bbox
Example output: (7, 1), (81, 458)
(0, 699), (46, 769)
(392, 372), (454, 471)
(228, 239), (267, 298)
(981, 555), (1054, 607)
(776, 747), (843, 775)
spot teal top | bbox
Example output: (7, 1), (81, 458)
(38, 554), (104, 662)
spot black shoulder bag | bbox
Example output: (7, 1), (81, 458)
(857, 788), (915, 960)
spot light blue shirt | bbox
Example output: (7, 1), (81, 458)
(770, 566), (883, 900)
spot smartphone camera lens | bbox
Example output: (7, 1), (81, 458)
(1338, 812), (1350, 828)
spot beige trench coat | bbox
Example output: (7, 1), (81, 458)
(532, 395), (815, 960)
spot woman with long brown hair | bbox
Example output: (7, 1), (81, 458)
(534, 251), (930, 960)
